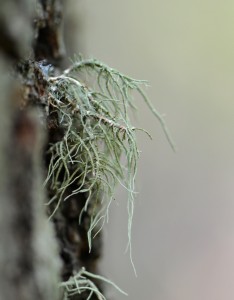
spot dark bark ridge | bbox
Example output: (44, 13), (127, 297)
(26, 1), (103, 299)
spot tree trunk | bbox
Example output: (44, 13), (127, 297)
(0, 1), (102, 299)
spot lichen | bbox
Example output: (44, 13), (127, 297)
(40, 57), (174, 297)
(60, 267), (127, 300)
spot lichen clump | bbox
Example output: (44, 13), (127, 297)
(43, 58), (174, 270)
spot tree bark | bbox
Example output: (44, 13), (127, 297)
(0, 1), (102, 299)
(0, 2), (61, 299)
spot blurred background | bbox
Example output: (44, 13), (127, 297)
(66, 1), (234, 299)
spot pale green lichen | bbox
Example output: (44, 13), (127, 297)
(60, 267), (127, 300)
(44, 57), (175, 279)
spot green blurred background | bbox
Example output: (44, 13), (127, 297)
(66, 1), (234, 299)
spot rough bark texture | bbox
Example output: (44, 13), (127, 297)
(0, 2), (61, 299)
(34, 0), (65, 63)
(0, 1), (102, 299)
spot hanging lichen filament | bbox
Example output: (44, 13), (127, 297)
(44, 57), (175, 277)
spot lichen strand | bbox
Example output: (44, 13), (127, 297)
(45, 59), (148, 252)
(43, 58), (175, 277)
(60, 267), (127, 300)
